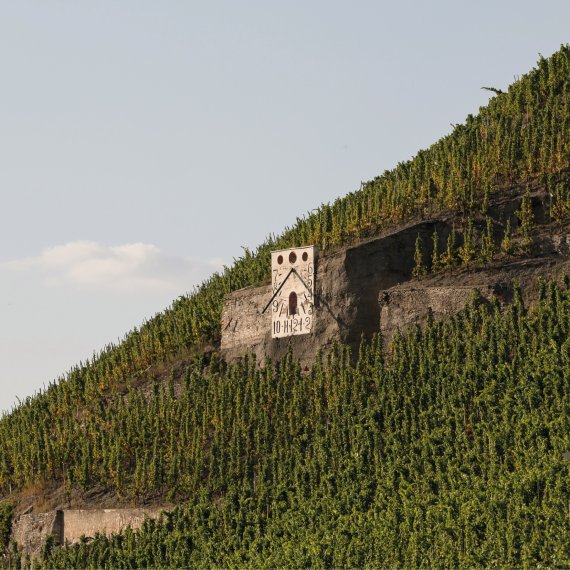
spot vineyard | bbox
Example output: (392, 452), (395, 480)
(3, 281), (569, 567)
(0, 46), (569, 567)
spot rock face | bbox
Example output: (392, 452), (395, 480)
(222, 189), (570, 362)
(11, 511), (63, 559)
(12, 508), (164, 557)
(221, 284), (272, 361)
(221, 220), (451, 366)
(379, 285), (501, 343)
(378, 237), (570, 344)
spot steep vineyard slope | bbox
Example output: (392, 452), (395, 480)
(0, 46), (569, 568)
(19, 285), (570, 567)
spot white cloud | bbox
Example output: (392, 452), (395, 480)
(0, 241), (223, 292)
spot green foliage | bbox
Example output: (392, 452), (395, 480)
(552, 180), (570, 223)
(458, 217), (476, 265)
(501, 218), (513, 255)
(440, 227), (457, 271)
(431, 229), (442, 273)
(518, 189), (535, 252)
(412, 234), (427, 279)
(0, 502), (14, 556)
(479, 216), (495, 263)
(15, 279), (567, 568)
(481, 184), (490, 214)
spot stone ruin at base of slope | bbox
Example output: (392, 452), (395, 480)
(11, 508), (165, 558)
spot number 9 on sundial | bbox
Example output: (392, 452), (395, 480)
(264, 246), (316, 338)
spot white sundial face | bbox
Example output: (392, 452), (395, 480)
(270, 246), (315, 338)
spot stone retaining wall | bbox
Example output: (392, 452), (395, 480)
(62, 508), (164, 544)
(11, 511), (63, 558)
(12, 508), (164, 556)
(379, 285), (500, 343)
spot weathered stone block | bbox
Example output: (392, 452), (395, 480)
(62, 508), (163, 544)
(11, 511), (63, 558)
(379, 285), (498, 343)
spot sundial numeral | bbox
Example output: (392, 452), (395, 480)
(270, 246), (316, 338)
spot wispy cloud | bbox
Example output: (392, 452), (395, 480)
(0, 241), (223, 292)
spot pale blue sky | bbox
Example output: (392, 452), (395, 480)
(0, 1), (568, 412)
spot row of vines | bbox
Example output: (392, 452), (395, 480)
(2, 279), (568, 567)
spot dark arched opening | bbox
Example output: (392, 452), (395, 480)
(288, 291), (298, 316)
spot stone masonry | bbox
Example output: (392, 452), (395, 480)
(379, 285), (500, 343)
(12, 508), (164, 557)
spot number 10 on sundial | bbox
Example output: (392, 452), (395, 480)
(268, 246), (315, 338)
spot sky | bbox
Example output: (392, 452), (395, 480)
(0, 1), (568, 412)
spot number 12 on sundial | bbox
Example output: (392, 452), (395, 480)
(268, 246), (315, 338)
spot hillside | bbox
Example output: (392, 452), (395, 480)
(0, 46), (569, 567)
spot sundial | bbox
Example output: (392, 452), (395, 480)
(263, 246), (316, 338)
